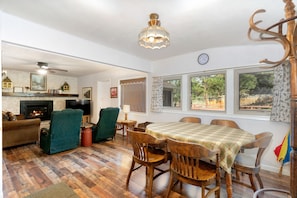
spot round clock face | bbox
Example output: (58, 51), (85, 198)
(197, 53), (209, 65)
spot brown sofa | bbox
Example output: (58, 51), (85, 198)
(2, 114), (41, 148)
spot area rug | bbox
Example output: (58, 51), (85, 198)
(25, 182), (79, 198)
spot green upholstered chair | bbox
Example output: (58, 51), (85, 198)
(40, 109), (83, 154)
(92, 107), (120, 142)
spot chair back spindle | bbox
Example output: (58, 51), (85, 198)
(126, 130), (169, 198)
(166, 138), (220, 198)
(233, 132), (273, 191)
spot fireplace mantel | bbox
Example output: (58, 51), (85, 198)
(2, 92), (79, 97)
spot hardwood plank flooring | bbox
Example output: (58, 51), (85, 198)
(3, 134), (290, 198)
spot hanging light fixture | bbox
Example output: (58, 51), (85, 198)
(37, 62), (48, 75)
(138, 13), (170, 49)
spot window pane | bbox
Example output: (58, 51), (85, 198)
(191, 73), (225, 111)
(120, 78), (146, 113)
(163, 78), (181, 108)
(239, 71), (273, 111)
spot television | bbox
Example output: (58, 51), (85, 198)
(65, 100), (91, 115)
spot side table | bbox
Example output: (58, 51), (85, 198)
(117, 120), (137, 137)
(81, 123), (93, 147)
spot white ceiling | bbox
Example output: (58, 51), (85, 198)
(0, 0), (288, 76)
(2, 43), (121, 77)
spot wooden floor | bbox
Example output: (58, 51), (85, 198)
(3, 133), (290, 198)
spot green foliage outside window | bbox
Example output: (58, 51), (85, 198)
(191, 73), (225, 111)
(239, 71), (273, 111)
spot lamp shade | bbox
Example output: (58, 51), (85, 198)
(37, 68), (47, 75)
(123, 105), (130, 113)
(138, 13), (170, 49)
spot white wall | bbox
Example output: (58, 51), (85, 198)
(77, 67), (147, 123)
(3, 70), (78, 94)
(2, 70), (78, 114)
(151, 45), (284, 75)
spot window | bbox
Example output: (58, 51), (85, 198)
(235, 67), (274, 115)
(190, 72), (226, 111)
(163, 77), (181, 108)
(120, 77), (146, 113)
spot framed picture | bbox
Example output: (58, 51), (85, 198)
(110, 87), (118, 98)
(13, 87), (23, 93)
(30, 73), (47, 91)
(82, 87), (92, 100)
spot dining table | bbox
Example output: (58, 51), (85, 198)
(145, 122), (255, 198)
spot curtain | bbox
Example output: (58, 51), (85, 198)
(120, 78), (146, 113)
(270, 61), (291, 123)
(151, 77), (163, 112)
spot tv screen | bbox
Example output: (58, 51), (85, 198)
(66, 100), (91, 115)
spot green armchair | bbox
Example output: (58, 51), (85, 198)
(92, 107), (119, 142)
(40, 109), (83, 154)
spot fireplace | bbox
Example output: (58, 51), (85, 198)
(20, 100), (53, 121)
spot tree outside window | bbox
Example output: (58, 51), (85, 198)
(190, 73), (225, 111)
(239, 71), (273, 111)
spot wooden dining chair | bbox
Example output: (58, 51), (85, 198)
(133, 121), (153, 132)
(233, 132), (273, 192)
(126, 130), (169, 198)
(179, 116), (201, 123)
(166, 138), (221, 198)
(210, 119), (240, 129)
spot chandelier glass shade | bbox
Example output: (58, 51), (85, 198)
(138, 13), (170, 49)
(37, 68), (47, 75)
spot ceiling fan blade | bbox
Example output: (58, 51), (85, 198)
(48, 68), (68, 72)
(36, 62), (68, 72)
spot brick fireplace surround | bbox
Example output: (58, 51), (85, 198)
(2, 96), (78, 116)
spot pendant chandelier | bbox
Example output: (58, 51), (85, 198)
(138, 13), (170, 49)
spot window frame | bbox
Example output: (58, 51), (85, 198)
(234, 67), (273, 116)
(189, 70), (226, 112)
(162, 76), (182, 110)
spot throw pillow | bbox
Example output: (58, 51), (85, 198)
(7, 112), (17, 121)
(2, 111), (9, 121)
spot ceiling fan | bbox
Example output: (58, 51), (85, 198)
(37, 62), (68, 74)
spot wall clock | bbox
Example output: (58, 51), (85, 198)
(197, 53), (209, 65)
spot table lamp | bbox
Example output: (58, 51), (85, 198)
(123, 105), (130, 120)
